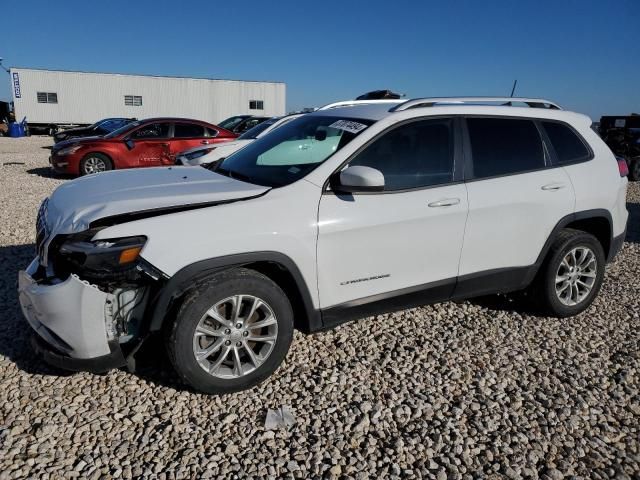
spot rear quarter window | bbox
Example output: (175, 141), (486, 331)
(542, 121), (591, 164)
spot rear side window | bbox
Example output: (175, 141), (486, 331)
(174, 123), (205, 138)
(542, 121), (590, 164)
(467, 118), (545, 179)
(348, 118), (454, 191)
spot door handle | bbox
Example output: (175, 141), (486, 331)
(159, 143), (169, 147)
(201, 140), (210, 145)
(428, 198), (460, 207)
(299, 144), (311, 150)
(541, 183), (566, 191)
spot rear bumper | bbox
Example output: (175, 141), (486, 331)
(18, 258), (126, 372)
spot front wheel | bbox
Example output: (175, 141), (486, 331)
(530, 229), (605, 317)
(79, 153), (112, 175)
(166, 268), (294, 394)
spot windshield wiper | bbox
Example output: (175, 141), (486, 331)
(211, 163), (255, 184)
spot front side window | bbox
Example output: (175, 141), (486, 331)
(37, 92), (57, 104)
(131, 122), (170, 139)
(467, 118), (545, 179)
(348, 119), (455, 191)
(542, 121), (590, 164)
(214, 115), (373, 187)
(174, 123), (204, 138)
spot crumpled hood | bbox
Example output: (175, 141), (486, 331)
(45, 166), (270, 234)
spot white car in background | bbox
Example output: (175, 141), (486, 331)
(175, 100), (401, 167)
(176, 114), (304, 166)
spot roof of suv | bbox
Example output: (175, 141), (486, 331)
(312, 97), (592, 126)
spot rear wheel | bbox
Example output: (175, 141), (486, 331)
(530, 229), (605, 317)
(80, 153), (112, 175)
(166, 268), (294, 394)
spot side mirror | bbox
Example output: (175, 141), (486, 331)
(333, 165), (384, 193)
(124, 138), (135, 150)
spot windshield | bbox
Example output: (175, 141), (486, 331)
(218, 116), (250, 130)
(94, 118), (130, 134)
(215, 115), (373, 187)
(104, 121), (141, 138)
(237, 118), (278, 140)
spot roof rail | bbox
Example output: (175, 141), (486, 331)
(319, 99), (404, 110)
(391, 97), (562, 112)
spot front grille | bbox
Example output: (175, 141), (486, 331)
(35, 198), (49, 261)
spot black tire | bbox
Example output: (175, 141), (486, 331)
(79, 153), (113, 176)
(628, 158), (640, 182)
(529, 228), (605, 317)
(166, 268), (294, 394)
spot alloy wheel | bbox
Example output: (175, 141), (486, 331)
(83, 156), (107, 174)
(555, 246), (597, 306)
(192, 295), (278, 379)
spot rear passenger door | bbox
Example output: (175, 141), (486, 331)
(170, 123), (208, 161)
(458, 117), (575, 284)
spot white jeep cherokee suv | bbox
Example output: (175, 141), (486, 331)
(19, 97), (628, 394)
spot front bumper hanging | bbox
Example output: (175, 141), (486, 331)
(18, 258), (127, 373)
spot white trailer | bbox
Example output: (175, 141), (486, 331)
(9, 68), (286, 134)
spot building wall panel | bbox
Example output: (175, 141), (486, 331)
(10, 68), (286, 125)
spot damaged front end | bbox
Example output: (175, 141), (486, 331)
(19, 203), (166, 372)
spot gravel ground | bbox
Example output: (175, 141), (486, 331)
(0, 136), (638, 479)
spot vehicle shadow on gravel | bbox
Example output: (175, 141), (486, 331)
(26, 167), (73, 180)
(625, 201), (640, 243)
(0, 243), (74, 377)
(130, 335), (187, 390)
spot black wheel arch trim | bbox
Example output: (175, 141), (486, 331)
(528, 209), (615, 284)
(148, 251), (321, 333)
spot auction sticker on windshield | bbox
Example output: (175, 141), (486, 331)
(329, 120), (368, 134)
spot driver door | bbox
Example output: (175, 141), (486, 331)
(317, 117), (468, 310)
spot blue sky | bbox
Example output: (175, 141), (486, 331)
(1, 0), (638, 119)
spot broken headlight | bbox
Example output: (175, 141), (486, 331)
(58, 235), (147, 280)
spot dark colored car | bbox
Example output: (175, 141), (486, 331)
(53, 118), (136, 143)
(600, 115), (640, 180)
(49, 118), (237, 176)
(217, 115), (270, 134)
(356, 90), (403, 100)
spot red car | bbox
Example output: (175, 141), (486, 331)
(49, 118), (237, 176)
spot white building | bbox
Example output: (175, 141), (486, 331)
(9, 68), (286, 129)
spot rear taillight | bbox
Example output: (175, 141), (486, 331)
(617, 156), (629, 177)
